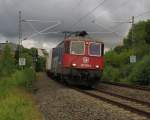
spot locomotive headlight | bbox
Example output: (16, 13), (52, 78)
(72, 63), (77, 67)
(95, 65), (99, 68)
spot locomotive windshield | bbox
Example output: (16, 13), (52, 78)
(70, 41), (84, 55)
(89, 43), (101, 56)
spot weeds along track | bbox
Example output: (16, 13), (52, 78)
(73, 88), (150, 118)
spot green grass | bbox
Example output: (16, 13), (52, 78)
(0, 68), (43, 120)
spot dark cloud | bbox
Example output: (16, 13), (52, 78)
(0, 0), (150, 49)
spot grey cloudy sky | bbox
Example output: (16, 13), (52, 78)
(0, 0), (150, 49)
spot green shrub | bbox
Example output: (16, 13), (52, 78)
(11, 68), (35, 89)
(0, 68), (35, 97)
(0, 89), (42, 120)
(134, 44), (150, 60)
(102, 66), (121, 82)
(120, 64), (134, 78)
(105, 49), (133, 68)
(36, 56), (46, 72)
(0, 69), (42, 120)
(128, 55), (150, 85)
(0, 43), (16, 77)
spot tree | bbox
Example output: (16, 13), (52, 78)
(0, 43), (16, 76)
(145, 20), (150, 44)
(123, 21), (146, 47)
(128, 55), (150, 85)
(36, 56), (46, 72)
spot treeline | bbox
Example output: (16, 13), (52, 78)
(102, 20), (150, 86)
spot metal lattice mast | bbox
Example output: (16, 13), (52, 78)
(18, 11), (22, 58)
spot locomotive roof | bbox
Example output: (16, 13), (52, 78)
(56, 36), (104, 47)
(65, 36), (104, 43)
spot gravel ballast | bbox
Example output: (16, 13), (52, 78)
(33, 73), (149, 120)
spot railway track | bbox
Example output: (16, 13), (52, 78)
(74, 88), (150, 118)
(101, 81), (150, 92)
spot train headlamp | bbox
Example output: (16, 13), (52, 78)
(95, 65), (99, 68)
(72, 63), (77, 67)
(85, 42), (89, 45)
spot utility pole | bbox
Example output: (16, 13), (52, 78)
(18, 11), (22, 57)
(131, 16), (134, 45)
(19, 11), (22, 49)
(130, 16), (136, 63)
(18, 11), (24, 69)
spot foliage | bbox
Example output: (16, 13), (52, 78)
(20, 47), (46, 71)
(11, 68), (35, 88)
(114, 45), (125, 53)
(0, 68), (35, 96)
(0, 89), (42, 120)
(21, 52), (33, 68)
(103, 20), (150, 86)
(0, 43), (16, 77)
(128, 55), (150, 85)
(102, 66), (121, 82)
(36, 56), (46, 72)
(145, 20), (150, 44)
(0, 44), (43, 120)
(0, 69), (43, 120)
(123, 21), (146, 47)
(105, 49), (133, 68)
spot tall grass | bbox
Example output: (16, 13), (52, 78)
(0, 68), (43, 120)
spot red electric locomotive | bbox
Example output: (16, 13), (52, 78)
(47, 31), (104, 87)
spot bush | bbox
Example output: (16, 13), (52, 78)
(12, 68), (35, 88)
(0, 68), (35, 96)
(0, 90), (42, 120)
(0, 43), (16, 77)
(0, 69), (42, 120)
(105, 49), (133, 68)
(102, 66), (121, 82)
(128, 55), (150, 85)
(36, 56), (46, 72)
(120, 64), (134, 78)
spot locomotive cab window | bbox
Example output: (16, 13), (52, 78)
(70, 41), (85, 55)
(89, 42), (101, 56)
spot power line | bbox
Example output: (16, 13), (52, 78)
(92, 20), (123, 37)
(70, 0), (107, 30)
(94, 0), (130, 22)
(23, 20), (61, 39)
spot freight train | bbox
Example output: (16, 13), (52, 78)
(46, 31), (104, 87)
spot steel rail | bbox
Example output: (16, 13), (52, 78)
(74, 88), (150, 118)
(96, 89), (150, 107)
(101, 81), (150, 92)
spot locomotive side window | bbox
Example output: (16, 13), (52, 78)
(89, 43), (101, 56)
(70, 41), (85, 55)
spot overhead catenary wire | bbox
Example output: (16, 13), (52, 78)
(93, 0), (131, 29)
(70, 0), (107, 30)
(70, 0), (131, 36)
(26, 21), (40, 34)
(92, 20), (123, 37)
(22, 20), (61, 40)
(91, 0), (143, 37)
(25, 21), (60, 35)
